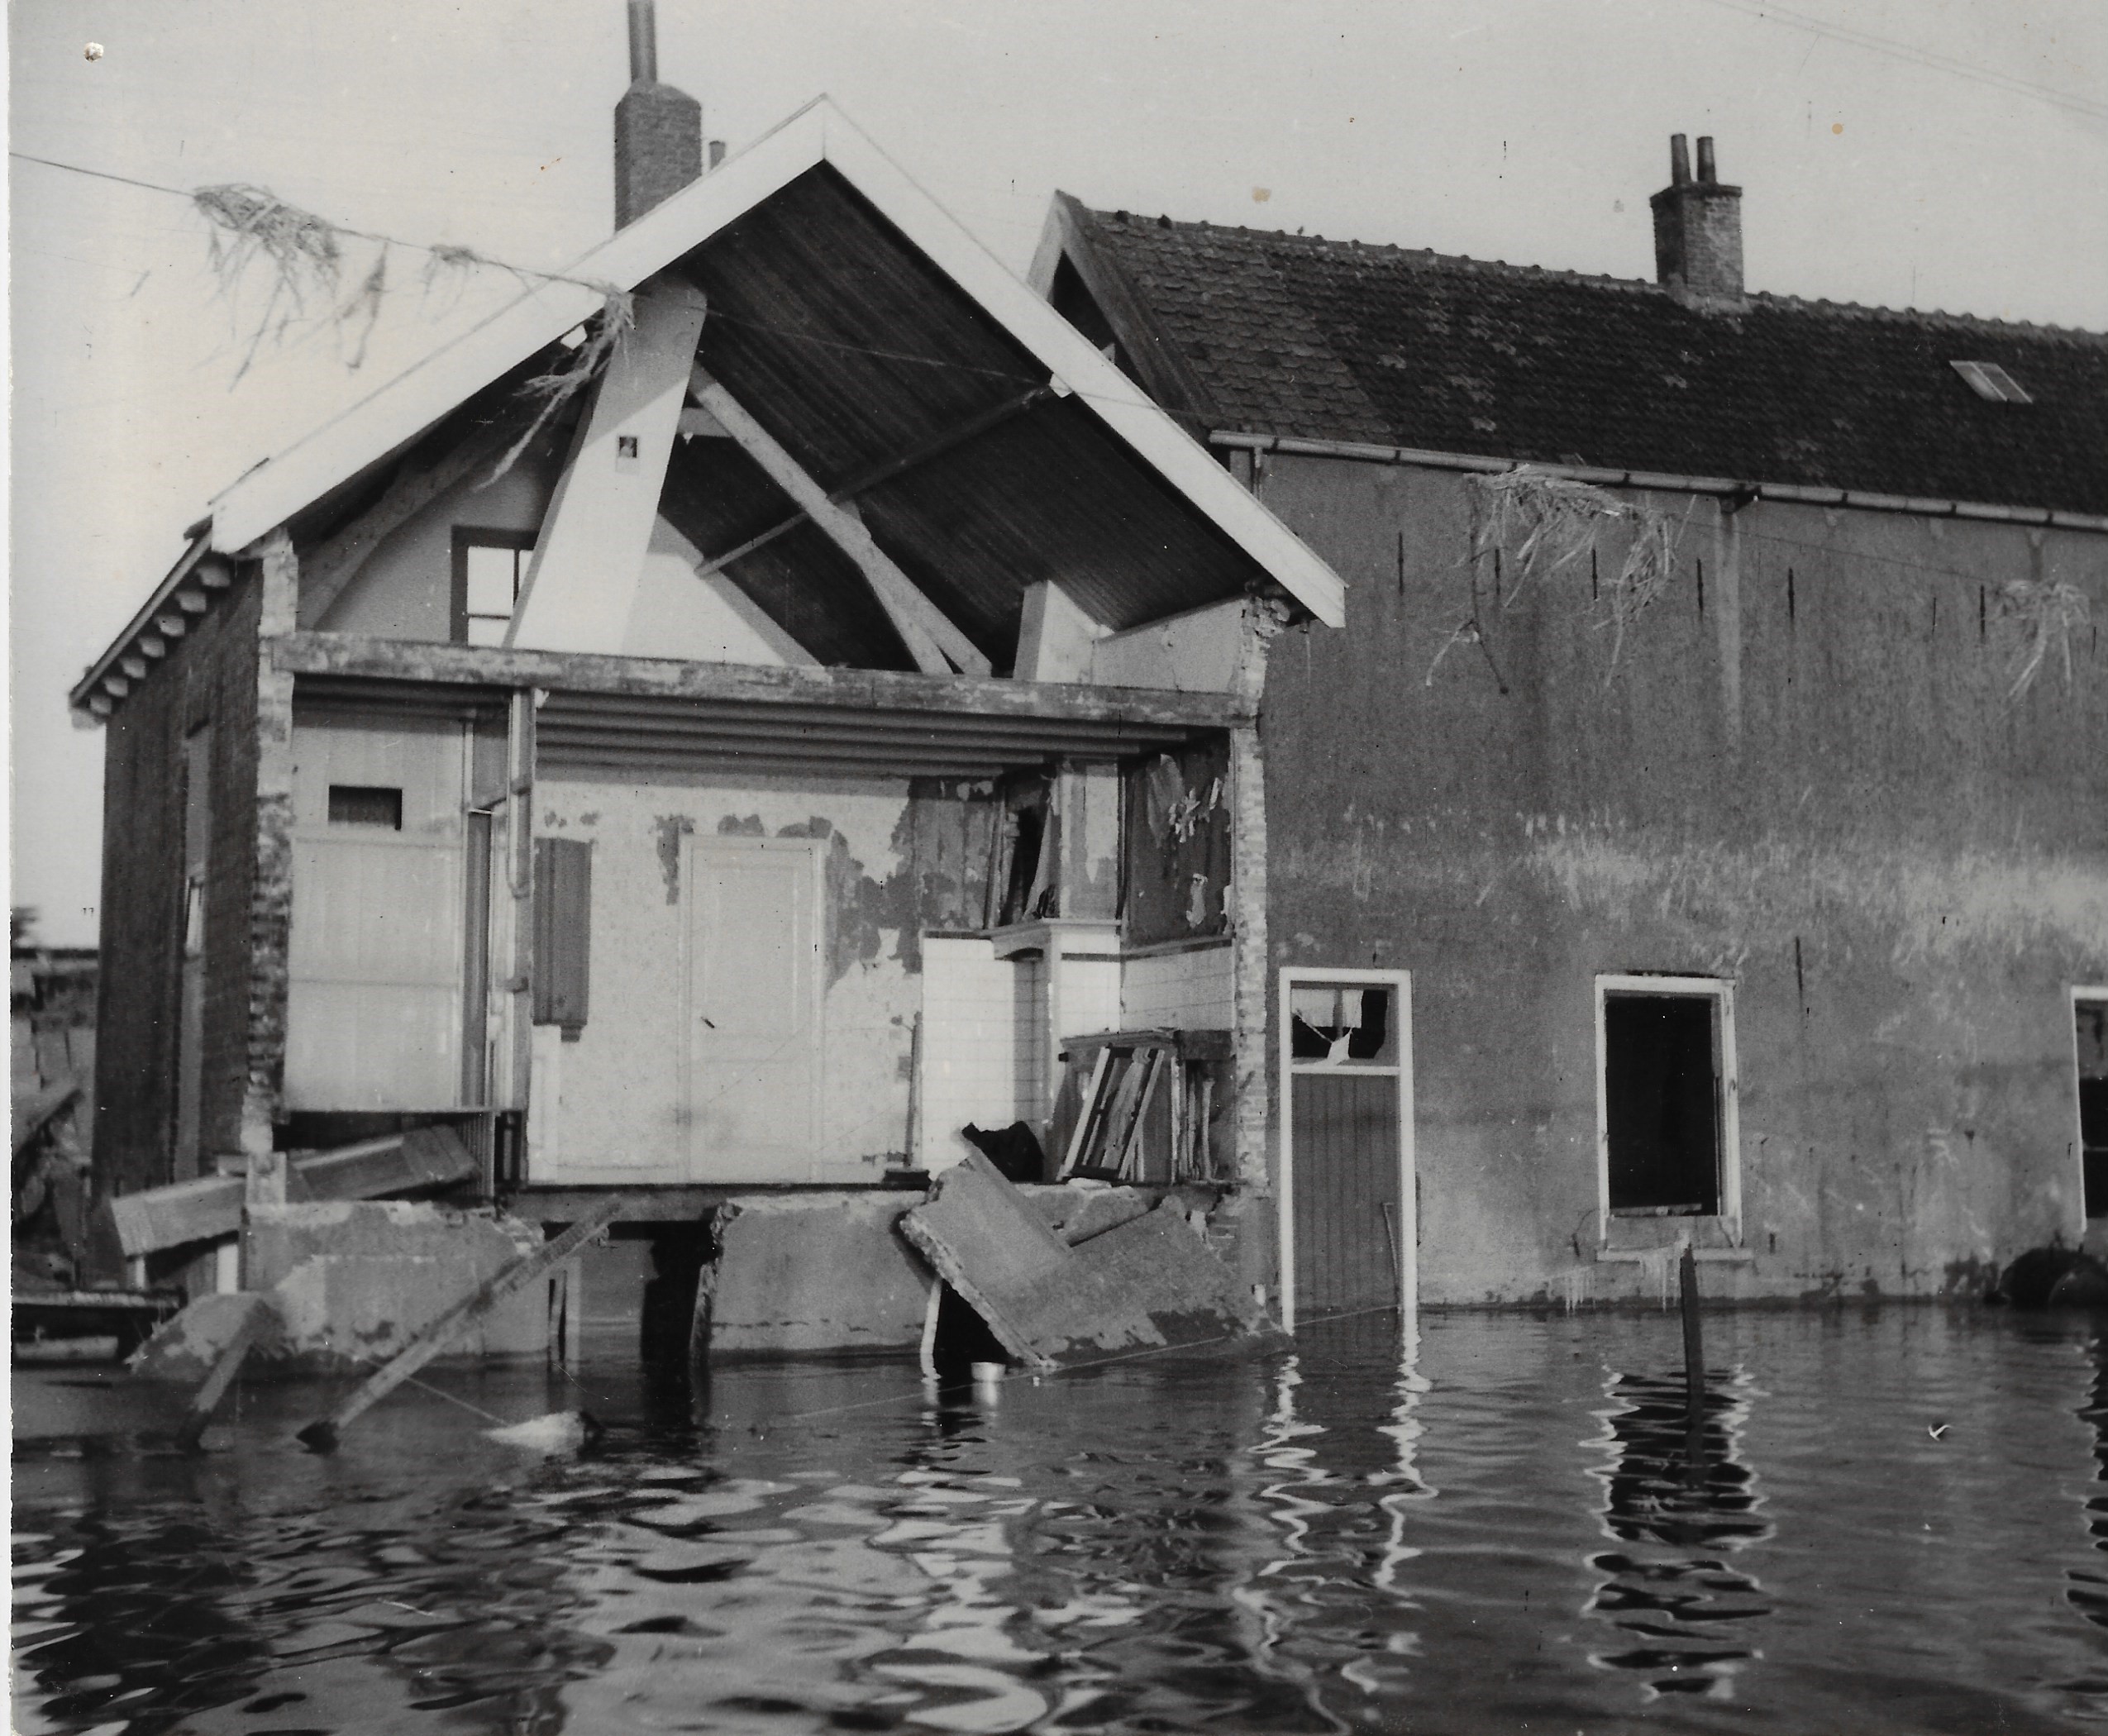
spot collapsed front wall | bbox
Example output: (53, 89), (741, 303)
(1257, 451), (2108, 1304)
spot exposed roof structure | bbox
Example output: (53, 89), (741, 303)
(1041, 198), (2108, 518)
(75, 101), (1347, 717)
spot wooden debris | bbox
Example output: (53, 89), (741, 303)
(105, 1125), (478, 1258)
(297, 1195), (620, 1452)
(1055, 1030), (1230, 1183)
(899, 1152), (1271, 1371)
(174, 1293), (273, 1452)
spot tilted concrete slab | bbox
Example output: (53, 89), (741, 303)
(697, 1193), (934, 1358)
(899, 1152), (1275, 1370)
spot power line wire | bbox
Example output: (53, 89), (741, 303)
(1694, 0), (2108, 121)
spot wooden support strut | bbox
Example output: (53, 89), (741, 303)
(688, 367), (991, 677)
(174, 1296), (271, 1453)
(296, 1195), (622, 1452)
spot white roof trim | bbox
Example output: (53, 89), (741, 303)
(205, 97), (1344, 627)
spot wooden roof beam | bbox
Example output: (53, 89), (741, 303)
(689, 366), (991, 678)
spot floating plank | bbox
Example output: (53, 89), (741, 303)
(105, 1126), (478, 1258)
(899, 1152), (1271, 1371)
(297, 1195), (622, 1452)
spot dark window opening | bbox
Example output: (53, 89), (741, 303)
(2080, 999), (2108, 1219)
(1605, 992), (1721, 1216)
(1290, 985), (1392, 1062)
(328, 785), (403, 829)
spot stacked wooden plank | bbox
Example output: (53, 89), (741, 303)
(1056, 1029), (1229, 1185)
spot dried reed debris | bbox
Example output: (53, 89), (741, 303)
(1994, 578), (2090, 703)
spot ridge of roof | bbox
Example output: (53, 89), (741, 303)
(1081, 205), (2108, 346)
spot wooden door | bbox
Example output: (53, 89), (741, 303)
(1281, 971), (1414, 1328)
(285, 718), (468, 1111)
(683, 835), (823, 1182)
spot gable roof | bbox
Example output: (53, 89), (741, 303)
(1042, 198), (2108, 518)
(206, 99), (1342, 620)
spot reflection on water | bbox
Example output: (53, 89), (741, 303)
(1585, 1368), (1770, 1699)
(13, 1310), (2108, 1734)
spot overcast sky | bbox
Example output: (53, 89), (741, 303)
(9, 0), (2106, 947)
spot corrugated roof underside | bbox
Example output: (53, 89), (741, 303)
(672, 165), (1266, 661)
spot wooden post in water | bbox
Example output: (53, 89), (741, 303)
(1679, 1244), (1705, 1472)
(297, 1196), (622, 1452)
(174, 1295), (271, 1453)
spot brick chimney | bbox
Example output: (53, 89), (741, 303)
(1650, 134), (1744, 306)
(614, 0), (702, 227)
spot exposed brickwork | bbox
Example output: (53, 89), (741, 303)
(93, 574), (264, 1196)
(245, 532), (299, 1157)
(614, 82), (702, 227)
(1650, 182), (1744, 305)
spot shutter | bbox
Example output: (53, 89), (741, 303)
(532, 837), (592, 1037)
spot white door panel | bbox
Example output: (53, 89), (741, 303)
(684, 836), (823, 1182)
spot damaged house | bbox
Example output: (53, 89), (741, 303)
(73, 55), (2108, 1352)
(1033, 132), (2108, 1312)
(71, 57), (1343, 1362)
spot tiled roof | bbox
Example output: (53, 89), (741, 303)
(1071, 207), (2108, 516)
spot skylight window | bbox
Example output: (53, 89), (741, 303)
(1950, 360), (2033, 404)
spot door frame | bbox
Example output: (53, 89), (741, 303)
(2073, 985), (2108, 1238)
(679, 832), (827, 1183)
(1276, 965), (1416, 1332)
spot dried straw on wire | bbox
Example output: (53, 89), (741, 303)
(193, 183), (346, 378)
(485, 287), (637, 483)
(1994, 579), (2091, 703)
(1461, 466), (1685, 683)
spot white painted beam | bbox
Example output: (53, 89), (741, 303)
(689, 367), (992, 677)
(1015, 579), (1106, 683)
(506, 279), (709, 654)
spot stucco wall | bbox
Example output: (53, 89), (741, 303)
(1256, 451), (2108, 1304)
(530, 770), (999, 1185)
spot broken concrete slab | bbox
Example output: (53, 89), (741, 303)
(899, 1152), (1274, 1370)
(130, 1290), (290, 1383)
(246, 1201), (548, 1370)
(698, 1193), (934, 1358)
(1018, 1183), (1151, 1246)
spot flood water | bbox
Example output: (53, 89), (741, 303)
(13, 1305), (2108, 1734)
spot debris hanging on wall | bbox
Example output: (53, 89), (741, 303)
(1994, 577), (2091, 702)
(1433, 465), (1686, 687)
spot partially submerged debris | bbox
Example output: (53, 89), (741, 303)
(298, 1195), (622, 1452)
(899, 1151), (1273, 1371)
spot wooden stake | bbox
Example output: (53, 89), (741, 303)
(297, 1196), (621, 1452)
(174, 1298), (270, 1453)
(1679, 1244), (1705, 1461)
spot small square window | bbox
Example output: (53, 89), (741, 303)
(328, 785), (403, 829)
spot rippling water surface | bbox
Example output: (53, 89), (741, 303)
(13, 1307), (2108, 1734)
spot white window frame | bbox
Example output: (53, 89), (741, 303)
(1594, 973), (1741, 1247)
(2073, 985), (2108, 1236)
(1276, 966), (1416, 1333)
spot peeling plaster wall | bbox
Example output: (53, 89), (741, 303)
(532, 771), (999, 1185)
(1257, 451), (2108, 1305)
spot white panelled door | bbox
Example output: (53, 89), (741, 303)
(683, 835), (823, 1182)
(286, 718), (469, 1111)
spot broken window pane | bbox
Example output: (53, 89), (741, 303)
(1290, 985), (1391, 1062)
(1604, 992), (1720, 1215)
(327, 785), (403, 830)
